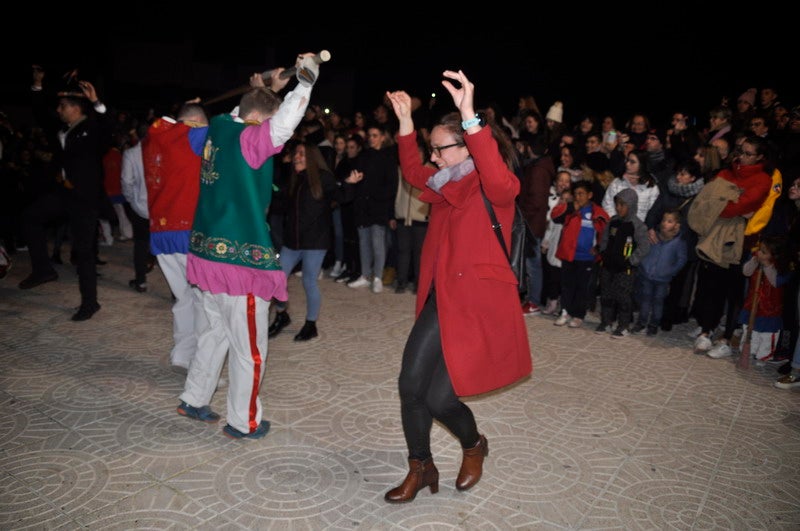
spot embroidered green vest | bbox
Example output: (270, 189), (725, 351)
(189, 114), (280, 270)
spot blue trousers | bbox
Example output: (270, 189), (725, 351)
(637, 277), (670, 327)
(275, 247), (326, 321)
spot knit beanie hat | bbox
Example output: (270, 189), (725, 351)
(738, 88), (756, 107)
(546, 101), (563, 123)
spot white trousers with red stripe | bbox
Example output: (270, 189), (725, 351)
(742, 325), (780, 361)
(179, 291), (270, 435)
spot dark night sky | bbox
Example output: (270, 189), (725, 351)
(2, 8), (791, 131)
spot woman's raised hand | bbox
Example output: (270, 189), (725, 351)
(386, 91), (411, 119)
(441, 70), (475, 120)
(386, 91), (414, 135)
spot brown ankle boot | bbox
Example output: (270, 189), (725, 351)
(456, 434), (488, 491)
(384, 457), (439, 503)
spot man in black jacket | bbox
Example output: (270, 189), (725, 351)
(19, 67), (111, 321)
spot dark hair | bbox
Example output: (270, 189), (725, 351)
(519, 108), (544, 125)
(676, 159), (702, 179)
(571, 179), (593, 195)
(758, 235), (789, 274)
(663, 208), (681, 223)
(627, 150), (657, 187)
(560, 142), (583, 168)
(436, 112), (518, 170)
(742, 134), (777, 174)
(346, 134), (364, 150)
(59, 94), (90, 115)
(290, 142), (331, 201)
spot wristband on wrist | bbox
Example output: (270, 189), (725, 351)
(461, 114), (482, 130)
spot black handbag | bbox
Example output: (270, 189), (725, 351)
(479, 186), (529, 295)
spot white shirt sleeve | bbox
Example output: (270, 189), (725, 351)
(269, 84), (312, 148)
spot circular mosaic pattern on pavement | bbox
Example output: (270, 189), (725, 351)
(1, 344), (92, 379)
(617, 479), (752, 530)
(324, 398), (405, 450)
(489, 435), (593, 500)
(0, 450), (108, 515)
(522, 388), (635, 439)
(215, 446), (361, 519)
(0, 409), (28, 448)
(267, 372), (339, 410)
(111, 414), (222, 459)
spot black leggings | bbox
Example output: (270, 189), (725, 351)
(398, 290), (479, 460)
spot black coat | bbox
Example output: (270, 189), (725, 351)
(349, 146), (398, 227)
(58, 115), (112, 207)
(283, 169), (343, 250)
(31, 90), (111, 208)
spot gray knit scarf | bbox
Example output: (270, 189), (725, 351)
(426, 158), (475, 194)
(667, 175), (704, 198)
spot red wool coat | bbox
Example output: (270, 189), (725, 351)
(397, 128), (532, 397)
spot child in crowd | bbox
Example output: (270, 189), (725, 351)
(735, 236), (791, 363)
(551, 180), (609, 328)
(632, 209), (687, 336)
(596, 189), (650, 337)
(540, 170), (573, 315)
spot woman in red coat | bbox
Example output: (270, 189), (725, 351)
(383, 70), (531, 503)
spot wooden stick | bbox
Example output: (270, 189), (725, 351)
(203, 50), (331, 106)
(737, 267), (763, 369)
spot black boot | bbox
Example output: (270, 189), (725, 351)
(268, 311), (291, 338)
(294, 320), (318, 341)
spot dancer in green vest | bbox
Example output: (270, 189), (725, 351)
(177, 53), (321, 439)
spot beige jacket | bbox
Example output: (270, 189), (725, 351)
(688, 177), (745, 268)
(394, 172), (430, 225)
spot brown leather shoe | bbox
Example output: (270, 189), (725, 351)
(455, 434), (488, 491)
(384, 457), (439, 503)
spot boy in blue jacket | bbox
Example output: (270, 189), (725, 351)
(632, 209), (688, 335)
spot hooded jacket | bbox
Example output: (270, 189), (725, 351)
(600, 188), (651, 272)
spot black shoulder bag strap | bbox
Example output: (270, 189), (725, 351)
(479, 185), (510, 261)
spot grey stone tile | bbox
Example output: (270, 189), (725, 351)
(0, 430), (156, 524)
(3, 243), (800, 528)
(72, 483), (217, 529)
(0, 392), (70, 451)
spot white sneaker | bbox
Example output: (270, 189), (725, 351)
(693, 334), (713, 352)
(707, 341), (733, 359)
(347, 276), (370, 288)
(687, 326), (703, 339)
(371, 277), (383, 293)
(567, 317), (583, 328)
(329, 261), (344, 278)
(611, 326), (630, 338)
(554, 312), (570, 326)
(541, 299), (559, 315)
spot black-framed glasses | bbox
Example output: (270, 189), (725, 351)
(431, 143), (464, 157)
(735, 147), (758, 157)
